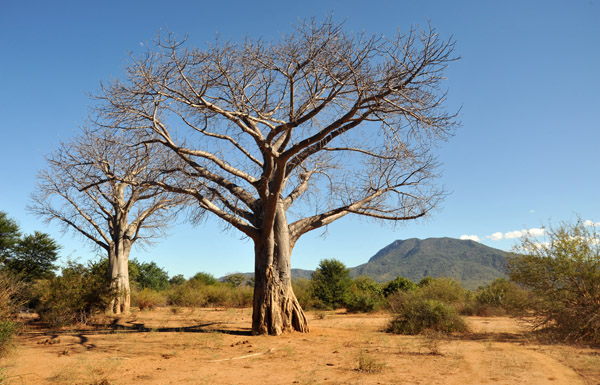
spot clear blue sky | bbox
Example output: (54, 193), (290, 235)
(1, 0), (598, 278)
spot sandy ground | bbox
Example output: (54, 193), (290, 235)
(2, 308), (599, 385)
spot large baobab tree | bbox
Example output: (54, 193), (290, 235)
(97, 18), (459, 334)
(30, 128), (183, 314)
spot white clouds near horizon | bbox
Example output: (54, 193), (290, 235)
(459, 234), (481, 242)
(482, 227), (546, 241)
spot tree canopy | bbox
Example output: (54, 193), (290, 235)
(84, 17), (459, 334)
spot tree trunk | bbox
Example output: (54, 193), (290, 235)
(107, 240), (132, 315)
(252, 206), (309, 335)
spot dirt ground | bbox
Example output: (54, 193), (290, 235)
(2, 308), (599, 385)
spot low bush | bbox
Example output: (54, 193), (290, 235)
(344, 276), (385, 313)
(166, 283), (208, 308)
(35, 261), (115, 327)
(418, 277), (470, 310)
(474, 278), (530, 316)
(204, 284), (253, 307)
(132, 287), (166, 310)
(292, 278), (322, 310)
(0, 320), (20, 357)
(382, 276), (417, 297)
(387, 296), (467, 335)
(0, 272), (24, 357)
(166, 280), (253, 308)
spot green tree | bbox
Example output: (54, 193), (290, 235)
(133, 260), (170, 291)
(508, 219), (600, 345)
(0, 212), (20, 266)
(169, 274), (186, 286)
(310, 259), (352, 309)
(5, 232), (60, 281)
(190, 272), (217, 286)
(382, 276), (417, 297)
(223, 273), (246, 288)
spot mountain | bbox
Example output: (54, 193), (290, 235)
(226, 238), (512, 290)
(350, 238), (511, 290)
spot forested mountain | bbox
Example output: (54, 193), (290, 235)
(233, 238), (511, 290)
(350, 238), (510, 290)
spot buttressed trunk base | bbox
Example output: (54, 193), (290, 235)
(108, 243), (131, 315)
(252, 265), (309, 335)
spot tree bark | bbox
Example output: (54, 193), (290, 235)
(107, 240), (132, 314)
(252, 206), (309, 335)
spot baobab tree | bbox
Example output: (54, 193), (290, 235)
(30, 128), (183, 314)
(97, 18), (459, 334)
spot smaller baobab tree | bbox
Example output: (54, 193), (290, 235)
(30, 127), (184, 314)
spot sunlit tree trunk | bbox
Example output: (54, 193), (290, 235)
(107, 238), (132, 315)
(252, 205), (308, 335)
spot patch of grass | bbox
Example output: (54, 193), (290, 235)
(419, 330), (445, 355)
(356, 349), (386, 373)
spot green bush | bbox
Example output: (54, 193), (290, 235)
(132, 287), (166, 310)
(35, 261), (115, 327)
(509, 219), (600, 345)
(0, 272), (24, 358)
(310, 259), (352, 310)
(204, 283), (253, 307)
(0, 321), (20, 357)
(165, 280), (253, 308)
(222, 273), (246, 288)
(132, 260), (170, 291)
(382, 276), (417, 297)
(190, 272), (217, 286)
(292, 278), (322, 310)
(166, 283), (208, 308)
(169, 274), (186, 286)
(387, 295), (467, 335)
(417, 277), (471, 313)
(344, 276), (385, 313)
(475, 278), (530, 315)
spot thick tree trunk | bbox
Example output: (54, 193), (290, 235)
(252, 207), (309, 335)
(107, 240), (131, 315)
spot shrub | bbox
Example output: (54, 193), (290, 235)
(310, 259), (352, 309)
(132, 287), (166, 310)
(475, 278), (530, 315)
(417, 277), (471, 313)
(292, 278), (321, 310)
(344, 276), (385, 313)
(0, 321), (20, 358)
(387, 295), (467, 335)
(132, 260), (170, 291)
(165, 280), (253, 308)
(0, 272), (24, 357)
(222, 273), (246, 288)
(166, 283), (208, 308)
(509, 219), (600, 345)
(35, 261), (115, 327)
(190, 272), (217, 286)
(169, 274), (186, 286)
(204, 283), (252, 307)
(382, 276), (417, 297)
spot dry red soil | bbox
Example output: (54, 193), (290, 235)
(2, 308), (599, 384)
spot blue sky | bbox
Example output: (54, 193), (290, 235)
(1, 0), (598, 278)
